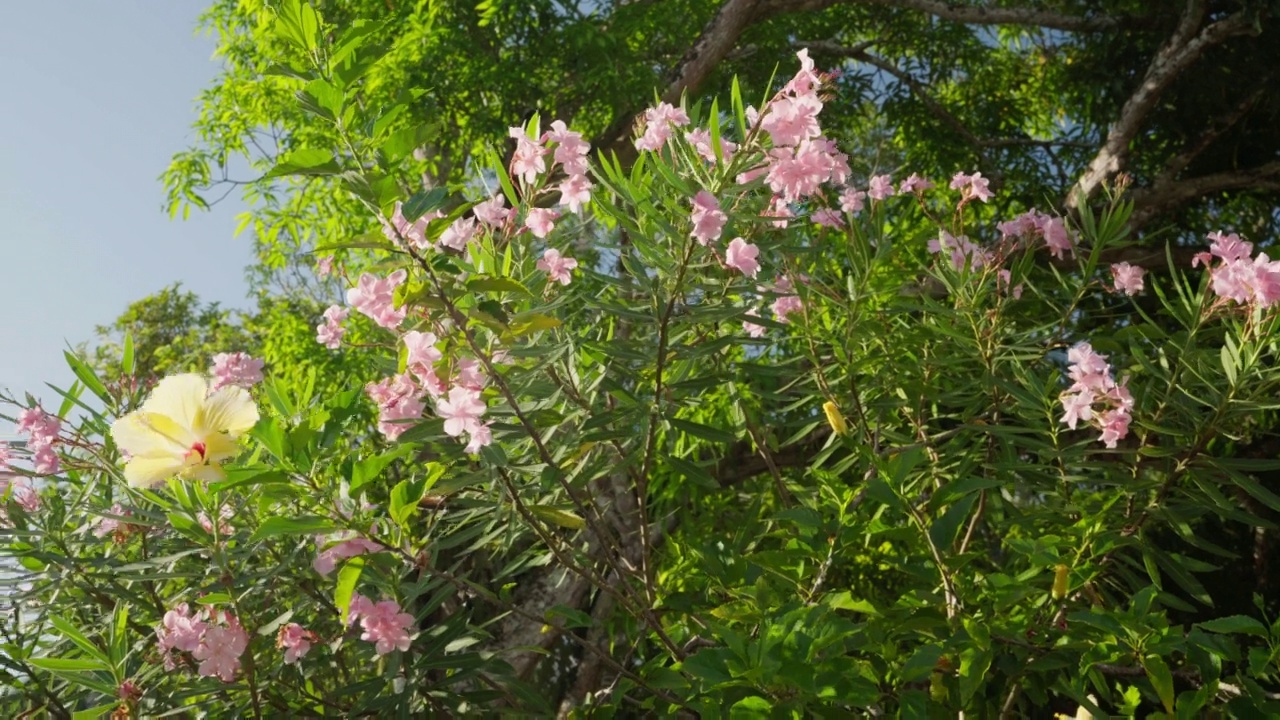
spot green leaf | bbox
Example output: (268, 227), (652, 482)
(50, 616), (110, 666)
(668, 417), (737, 444)
(467, 276), (532, 296)
(274, 0), (322, 52)
(27, 657), (109, 673)
(528, 505), (586, 530)
(383, 124), (437, 163)
(264, 148), (341, 179)
(335, 556), (365, 623)
(1199, 615), (1269, 637)
(63, 351), (109, 403)
(729, 696), (772, 718)
(1143, 654), (1176, 713)
(507, 312), (560, 337)
(349, 444), (419, 496)
(121, 332), (134, 376)
(401, 187), (449, 221)
(390, 477), (427, 526)
(249, 515), (337, 543)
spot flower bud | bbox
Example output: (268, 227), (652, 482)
(1052, 563), (1070, 600)
(823, 401), (848, 436)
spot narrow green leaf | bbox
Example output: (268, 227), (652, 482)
(528, 505), (585, 530)
(1142, 654), (1176, 713)
(63, 351), (109, 402)
(467, 276), (531, 296)
(335, 556), (365, 622)
(249, 516), (337, 543)
(264, 148), (341, 179)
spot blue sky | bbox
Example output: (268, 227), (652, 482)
(0, 2), (253, 420)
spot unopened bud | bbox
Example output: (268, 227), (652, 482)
(1052, 563), (1070, 600)
(823, 401), (848, 436)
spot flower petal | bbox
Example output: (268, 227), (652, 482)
(111, 412), (188, 457)
(124, 455), (187, 488)
(142, 375), (209, 433)
(202, 386), (259, 437)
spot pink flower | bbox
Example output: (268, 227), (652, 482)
(316, 256), (335, 276)
(347, 594), (375, 626)
(365, 373), (424, 441)
(31, 445), (59, 476)
(762, 196), (792, 228)
(314, 536), (384, 576)
(91, 503), (131, 539)
(1111, 262), (1145, 296)
(557, 174), (594, 214)
(537, 248), (579, 285)
(928, 231), (990, 271)
(685, 128), (737, 163)
(193, 615), (249, 682)
(765, 138), (848, 202)
(278, 623), (315, 664)
(348, 270), (408, 330)
(1060, 341), (1133, 448)
(509, 125), (549, 184)
(381, 201), (440, 249)
(782, 48), (824, 97)
(761, 93), (823, 147)
(997, 269), (1024, 299)
(316, 305), (349, 349)
(0, 443), (9, 471)
(438, 217), (479, 252)
(358, 599), (415, 656)
(839, 187), (866, 214)
(1196, 231), (1280, 309)
(899, 174), (933, 194)
(16, 407), (59, 445)
(635, 102), (690, 151)
(525, 208), (560, 239)
(743, 315), (768, 338)
(198, 506), (234, 536)
(867, 175), (895, 201)
(436, 386), (486, 438)
(474, 195), (513, 227)
(811, 208), (844, 228)
(1040, 216), (1073, 259)
(403, 331), (442, 380)
(209, 352), (264, 392)
(950, 171), (993, 203)
(997, 209), (1073, 259)
(465, 423), (492, 454)
(453, 358), (488, 391)
(724, 237), (760, 278)
(690, 191), (727, 245)
(157, 603), (207, 655)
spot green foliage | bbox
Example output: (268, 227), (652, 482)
(6, 3), (1280, 717)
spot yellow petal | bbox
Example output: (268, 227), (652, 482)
(187, 463), (227, 484)
(202, 386), (259, 437)
(201, 432), (240, 464)
(124, 455), (188, 488)
(142, 374), (210, 433)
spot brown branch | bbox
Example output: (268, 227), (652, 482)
(1129, 161), (1280, 231)
(762, 0), (1135, 32)
(1067, 1), (1257, 210)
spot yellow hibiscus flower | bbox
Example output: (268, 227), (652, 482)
(110, 374), (259, 488)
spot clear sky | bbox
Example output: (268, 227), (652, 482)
(0, 1), (252, 418)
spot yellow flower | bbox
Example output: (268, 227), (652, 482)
(822, 400), (848, 436)
(110, 374), (259, 488)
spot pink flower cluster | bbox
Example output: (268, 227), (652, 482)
(950, 171), (993, 204)
(0, 473), (39, 521)
(278, 623), (317, 664)
(928, 230), (991, 272)
(209, 352), (264, 392)
(474, 195), (513, 228)
(314, 535), (384, 576)
(635, 102), (691, 152)
(538, 248), (579, 285)
(546, 120), (593, 214)
(690, 191), (727, 245)
(348, 269), (408, 330)
(997, 209), (1074, 260)
(16, 405), (60, 475)
(1111, 262), (1145, 296)
(382, 201), (444, 250)
(348, 594), (414, 656)
(1060, 342), (1133, 449)
(365, 373), (426, 441)
(157, 604), (249, 682)
(725, 238), (760, 278)
(1193, 231), (1280, 309)
(686, 128), (737, 163)
(316, 305), (349, 349)
(742, 275), (803, 336)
